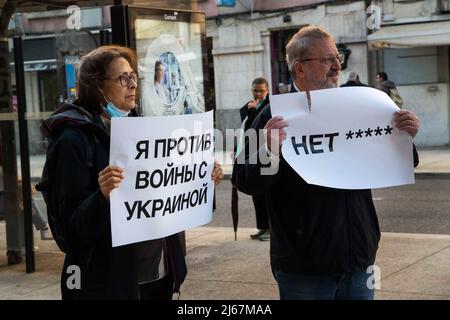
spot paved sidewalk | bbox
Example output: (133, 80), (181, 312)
(182, 228), (450, 300)
(414, 148), (450, 175)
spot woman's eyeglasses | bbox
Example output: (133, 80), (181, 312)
(103, 73), (138, 87)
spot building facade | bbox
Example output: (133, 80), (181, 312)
(368, 0), (450, 146)
(202, 0), (450, 147)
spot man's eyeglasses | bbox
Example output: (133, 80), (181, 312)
(252, 88), (268, 93)
(299, 53), (344, 65)
(103, 73), (138, 87)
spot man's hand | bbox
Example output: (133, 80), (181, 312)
(394, 110), (420, 138)
(98, 165), (124, 199)
(247, 99), (259, 109)
(264, 116), (288, 155)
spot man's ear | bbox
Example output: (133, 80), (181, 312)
(294, 61), (305, 80)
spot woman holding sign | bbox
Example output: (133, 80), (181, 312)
(38, 45), (223, 300)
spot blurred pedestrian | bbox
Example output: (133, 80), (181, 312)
(375, 72), (403, 108)
(340, 71), (367, 87)
(236, 77), (270, 241)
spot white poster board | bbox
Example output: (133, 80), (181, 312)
(109, 111), (214, 247)
(270, 87), (414, 189)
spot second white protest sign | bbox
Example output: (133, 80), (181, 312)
(270, 87), (414, 190)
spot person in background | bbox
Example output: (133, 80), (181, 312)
(237, 77), (271, 241)
(375, 72), (403, 108)
(340, 71), (367, 87)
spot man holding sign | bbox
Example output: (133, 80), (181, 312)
(232, 25), (420, 300)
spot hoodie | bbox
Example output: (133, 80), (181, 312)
(375, 80), (397, 96)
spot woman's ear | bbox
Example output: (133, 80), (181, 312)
(98, 87), (108, 105)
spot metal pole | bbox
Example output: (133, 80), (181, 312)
(110, 5), (129, 47)
(99, 29), (111, 46)
(13, 36), (35, 273)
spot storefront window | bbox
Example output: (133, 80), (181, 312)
(1, 4), (109, 267)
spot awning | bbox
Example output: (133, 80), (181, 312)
(10, 59), (57, 72)
(24, 62), (57, 72)
(367, 20), (450, 50)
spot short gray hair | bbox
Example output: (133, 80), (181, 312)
(286, 25), (334, 78)
(252, 77), (269, 88)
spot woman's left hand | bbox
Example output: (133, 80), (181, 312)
(211, 161), (224, 186)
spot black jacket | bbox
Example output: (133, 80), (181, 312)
(239, 96), (270, 132)
(340, 81), (368, 87)
(232, 101), (419, 276)
(41, 101), (186, 299)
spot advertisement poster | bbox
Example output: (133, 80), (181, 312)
(132, 10), (206, 116)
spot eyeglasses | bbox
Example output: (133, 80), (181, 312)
(103, 73), (138, 87)
(252, 88), (268, 93)
(299, 53), (344, 65)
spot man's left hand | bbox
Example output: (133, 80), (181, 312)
(247, 100), (258, 109)
(394, 109), (420, 138)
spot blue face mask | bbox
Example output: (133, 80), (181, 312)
(105, 102), (130, 118)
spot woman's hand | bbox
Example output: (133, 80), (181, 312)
(98, 165), (124, 199)
(211, 161), (224, 186)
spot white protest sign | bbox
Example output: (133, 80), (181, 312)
(109, 111), (214, 247)
(270, 87), (414, 189)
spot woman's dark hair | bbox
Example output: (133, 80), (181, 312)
(77, 45), (137, 114)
